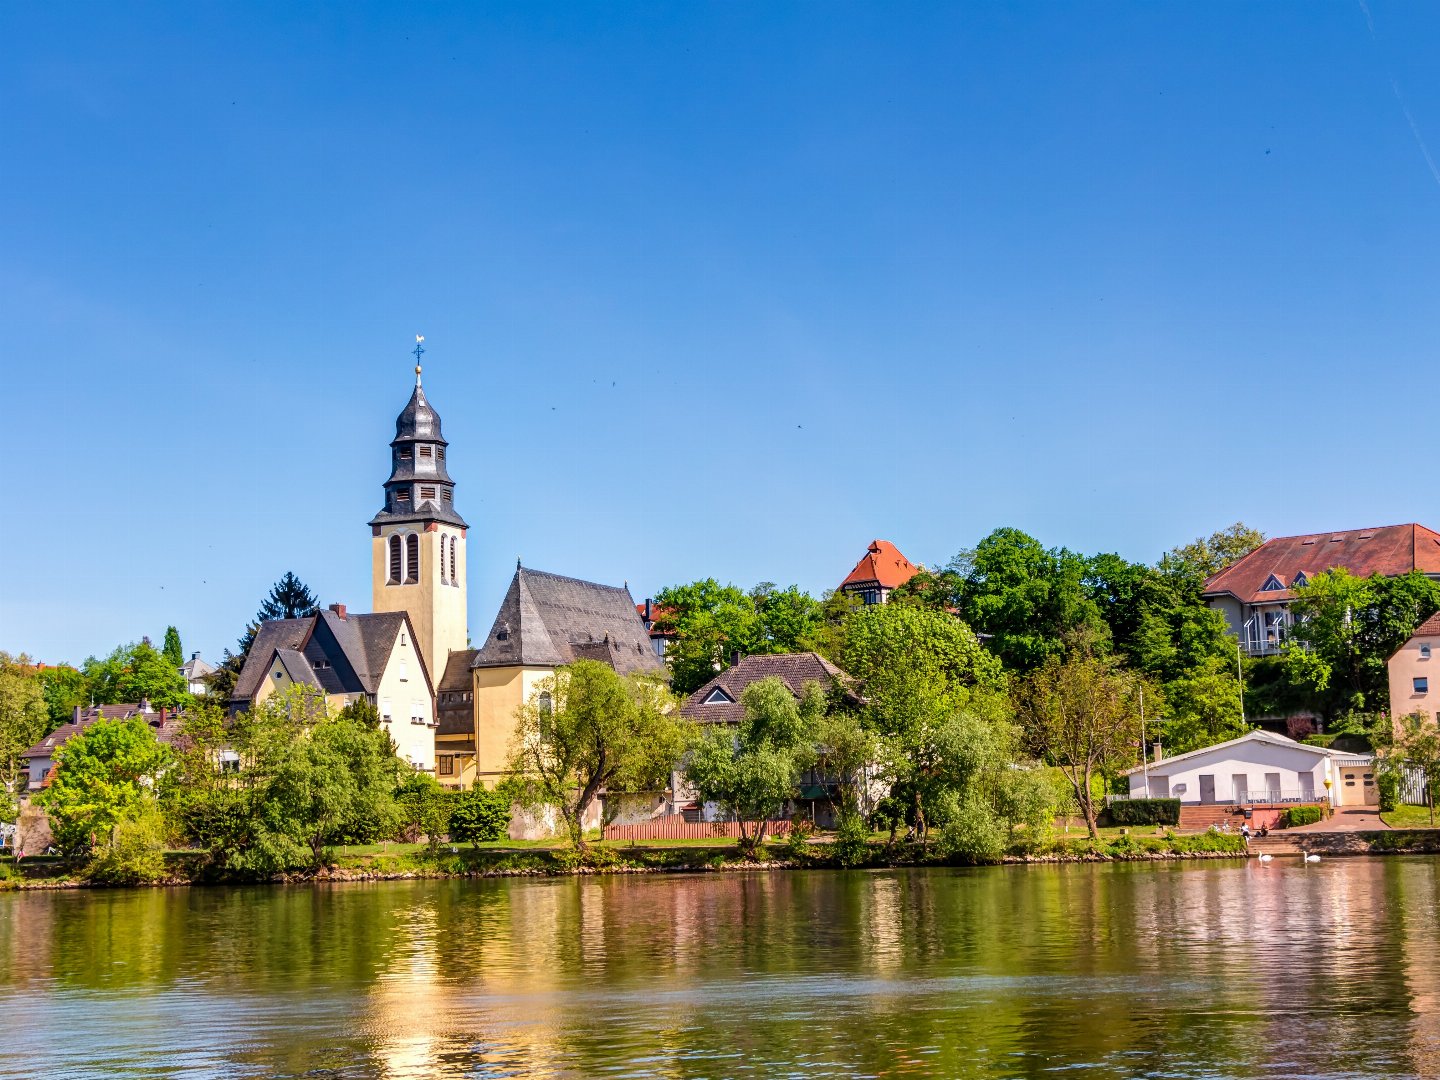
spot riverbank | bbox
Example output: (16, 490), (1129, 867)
(2, 830), (1255, 890)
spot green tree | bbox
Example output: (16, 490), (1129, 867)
(1163, 522), (1266, 582)
(653, 579), (762, 694)
(447, 785), (512, 847)
(1015, 637), (1149, 838)
(78, 640), (190, 709)
(0, 653), (50, 804)
(956, 527), (1106, 672)
(161, 626), (185, 668)
(37, 664), (86, 725)
(37, 717), (172, 856)
(509, 661), (686, 849)
(395, 771), (449, 846)
(1283, 569), (1440, 717)
(1379, 713), (1440, 825)
(685, 677), (819, 857)
(216, 573), (323, 698)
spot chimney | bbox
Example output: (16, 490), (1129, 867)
(140, 697), (152, 714)
(730, 649), (741, 668)
(1153, 742), (1163, 763)
(191, 651), (200, 661)
(329, 603), (347, 620)
(73, 705), (81, 723)
(644, 598), (652, 622)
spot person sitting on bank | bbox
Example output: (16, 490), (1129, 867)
(1239, 822), (1251, 848)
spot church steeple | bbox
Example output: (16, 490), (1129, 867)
(369, 350), (466, 530)
(370, 341), (469, 691)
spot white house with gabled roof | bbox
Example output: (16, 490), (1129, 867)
(1122, 730), (1375, 809)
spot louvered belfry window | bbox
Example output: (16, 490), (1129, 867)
(420, 486), (436, 500)
(405, 533), (419, 584)
(388, 534), (403, 584)
(449, 535), (457, 584)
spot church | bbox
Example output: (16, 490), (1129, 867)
(231, 347), (662, 787)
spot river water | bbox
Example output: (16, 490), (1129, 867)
(2, 858), (1438, 1079)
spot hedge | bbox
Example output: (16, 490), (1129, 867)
(1281, 805), (1325, 828)
(1108, 798), (1180, 826)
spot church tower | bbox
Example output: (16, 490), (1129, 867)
(370, 346), (468, 688)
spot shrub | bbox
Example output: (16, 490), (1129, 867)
(1376, 770), (1401, 813)
(832, 812), (871, 868)
(784, 820), (814, 862)
(448, 786), (511, 847)
(1107, 798), (1180, 826)
(1281, 805), (1325, 828)
(85, 802), (170, 886)
(395, 772), (450, 846)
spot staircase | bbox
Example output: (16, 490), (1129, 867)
(1248, 834), (1303, 856)
(1179, 805), (1245, 831)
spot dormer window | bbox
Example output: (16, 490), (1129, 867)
(496, 624), (510, 641)
(1292, 572), (1308, 588)
(1260, 574), (1286, 592)
(704, 687), (735, 704)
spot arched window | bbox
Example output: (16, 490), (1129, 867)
(388, 534), (403, 584)
(438, 533), (448, 585)
(449, 535), (457, 586)
(405, 533), (419, 584)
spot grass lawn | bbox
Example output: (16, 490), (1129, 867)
(1382, 804), (1440, 829)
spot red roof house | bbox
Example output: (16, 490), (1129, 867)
(840, 540), (922, 605)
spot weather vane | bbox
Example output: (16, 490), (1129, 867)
(413, 334), (425, 384)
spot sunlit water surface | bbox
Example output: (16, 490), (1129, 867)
(3, 858), (1438, 1079)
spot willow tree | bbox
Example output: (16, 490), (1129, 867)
(508, 660), (686, 849)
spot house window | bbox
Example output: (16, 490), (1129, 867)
(438, 756), (454, 776)
(704, 688), (734, 704)
(1260, 574), (1285, 592)
(411, 701), (424, 724)
(1422, 645), (1433, 660)
(388, 534), (403, 584)
(419, 445), (433, 459)
(399, 661), (409, 683)
(405, 534), (419, 583)
(382, 698), (392, 724)
(1292, 572), (1308, 588)
(1418, 677), (1430, 695)
(272, 670), (284, 681)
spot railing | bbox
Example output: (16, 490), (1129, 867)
(602, 818), (793, 841)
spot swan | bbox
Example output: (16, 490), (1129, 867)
(1257, 853), (1273, 862)
(1305, 854), (1321, 863)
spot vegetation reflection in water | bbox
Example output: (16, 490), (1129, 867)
(3, 859), (1440, 1079)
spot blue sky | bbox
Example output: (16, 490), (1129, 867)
(3, 2), (1438, 667)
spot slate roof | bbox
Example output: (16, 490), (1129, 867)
(1203, 524), (1440, 605)
(436, 648), (478, 738)
(230, 608), (429, 706)
(682, 652), (850, 725)
(471, 566), (665, 677)
(841, 539), (921, 591)
(179, 655), (214, 680)
(369, 378), (467, 529)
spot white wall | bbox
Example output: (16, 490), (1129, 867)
(1128, 740), (1335, 805)
(374, 623), (436, 772)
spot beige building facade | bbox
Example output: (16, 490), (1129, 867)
(1390, 612), (1440, 726)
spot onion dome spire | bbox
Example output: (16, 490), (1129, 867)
(368, 337), (467, 529)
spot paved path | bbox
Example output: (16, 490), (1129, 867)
(1288, 807), (1389, 833)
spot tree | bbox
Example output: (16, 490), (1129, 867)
(685, 677), (819, 856)
(1379, 713), (1440, 825)
(162, 627), (185, 668)
(214, 573), (322, 700)
(1015, 637), (1149, 838)
(448, 785), (512, 847)
(1283, 570), (1440, 717)
(395, 771), (449, 845)
(78, 640), (189, 709)
(37, 665), (86, 724)
(509, 660), (686, 849)
(1163, 523), (1266, 582)
(0, 653), (49, 804)
(956, 528), (1106, 672)
(37, 717), (172, 856)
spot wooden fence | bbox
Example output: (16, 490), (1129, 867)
(602, 818), (793, 841)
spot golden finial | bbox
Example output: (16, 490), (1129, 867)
(413, 334), (425, 385)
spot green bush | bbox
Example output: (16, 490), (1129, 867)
(1376, 770), (1401, 813)
(783, 819), (814, 862)
(1281, 805), (1325, 828)
(1107, 798), (1181, 826)
(85, 803), (170, 886)
(832, 812), (872, 868)
(448, 786), (512, 847)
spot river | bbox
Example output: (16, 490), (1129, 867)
(2, 858), (1438, 1079)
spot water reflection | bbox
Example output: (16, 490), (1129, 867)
(2, 860), (1439, 1078)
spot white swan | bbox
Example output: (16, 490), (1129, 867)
(1305, 854), (1321, 863)
(1257, 853), (1273, 862)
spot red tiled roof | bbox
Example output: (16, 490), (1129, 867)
(841, 539), (921, 591)
(1414, 612), (1440, 638)
(1203, 523), (1440, 604)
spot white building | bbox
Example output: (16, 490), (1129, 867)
(1123, 730), (1375, 809)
